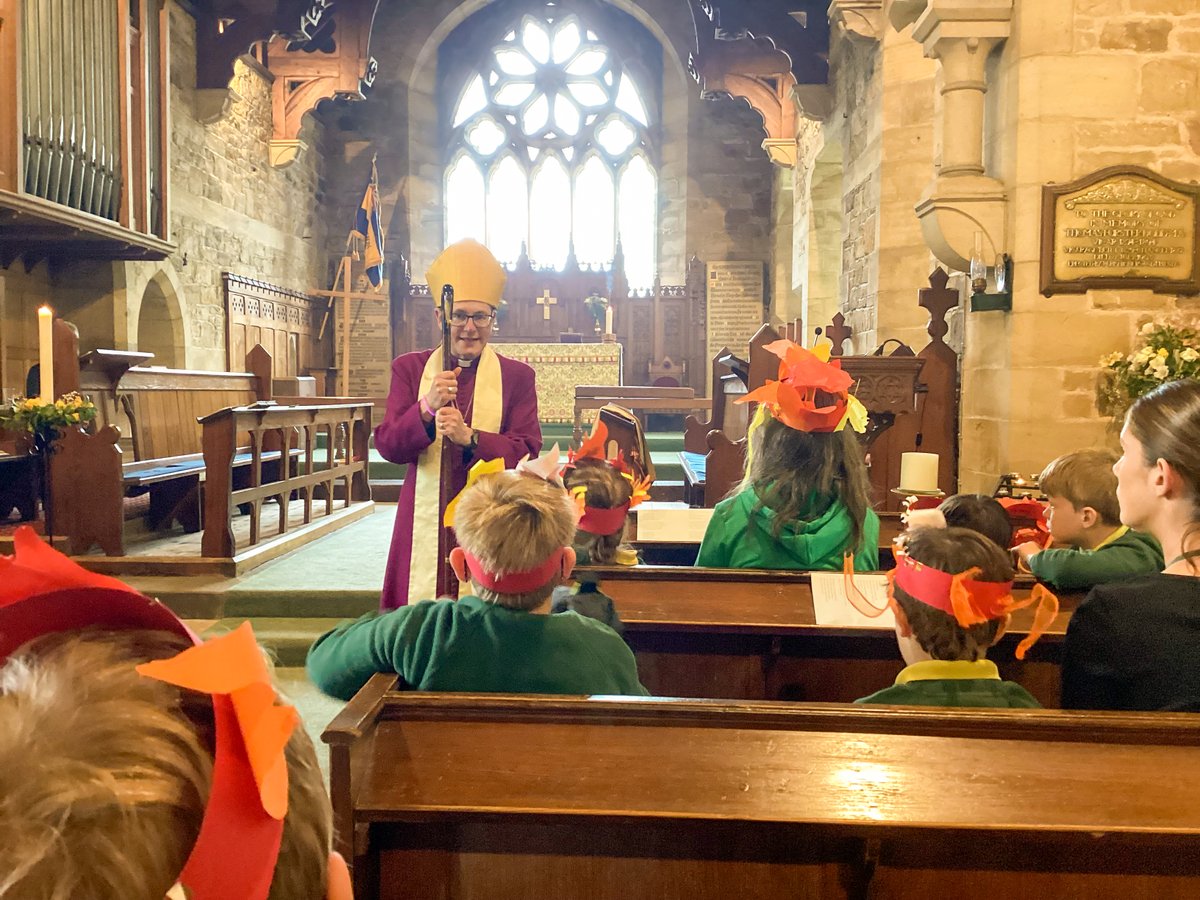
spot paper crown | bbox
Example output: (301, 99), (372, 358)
(563, 421), (651, 534)
(425, 239), (507, 309)
(739, 339), (867, 434)
(0, 527), (294, 900)
(890, 549), (1059, 660)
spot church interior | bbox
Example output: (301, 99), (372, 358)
(3, 0), (1200, 896)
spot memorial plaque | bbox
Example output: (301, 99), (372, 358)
(705, 261), (765, 394)
(1041, 165), (1199, 296)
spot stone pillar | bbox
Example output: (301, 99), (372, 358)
(909, 1), (1012, 272)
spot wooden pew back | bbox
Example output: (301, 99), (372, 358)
(325, 682), (1200, 900)
(578, 565), (1079, 706)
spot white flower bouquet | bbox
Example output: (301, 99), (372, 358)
(1098, 320), (1200, 421)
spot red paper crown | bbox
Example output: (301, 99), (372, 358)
(0, 527), (293, 900)
(890, 549), (1059, 660)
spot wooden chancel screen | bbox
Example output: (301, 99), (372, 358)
(393, 251), (708, 389)
(224, 274), (325, 378)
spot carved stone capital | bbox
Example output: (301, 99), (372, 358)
(828, 0), (883, 42)
(914, 174), (1007, 273)
(762, 139), (798, 168)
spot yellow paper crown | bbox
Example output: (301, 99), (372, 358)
(425, 239), (507, 308)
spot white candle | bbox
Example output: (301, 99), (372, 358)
(604, 305), (614, 334)
(899, 452), (939, 493)
(37, 306), (54, 403)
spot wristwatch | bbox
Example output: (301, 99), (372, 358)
(468, 429), (480, 452)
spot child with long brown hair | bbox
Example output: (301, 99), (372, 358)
(696, 339), (879, 571)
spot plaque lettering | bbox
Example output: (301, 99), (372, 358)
(1041, 166), (1199, 296)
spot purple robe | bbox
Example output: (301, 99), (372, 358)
(375, 348), (542, 610)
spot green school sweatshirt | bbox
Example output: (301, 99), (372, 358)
(306, 596), (649, 701)
(1029, 526), (1163, 590)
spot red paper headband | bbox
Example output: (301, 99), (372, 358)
(890, 550), (1059, 659)
(576, 503), (630, 536)
(463, 548), (566, 594)
(0, 527), (291, 900)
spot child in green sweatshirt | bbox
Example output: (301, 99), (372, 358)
(1015, 449), (1162, 590)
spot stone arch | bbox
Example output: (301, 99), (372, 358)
(134, 269), (185, 368)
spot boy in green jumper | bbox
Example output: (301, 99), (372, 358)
(307, 467), (648, 700)
(857, 527), (1056, 708)
(1014, 449), (1162, 590)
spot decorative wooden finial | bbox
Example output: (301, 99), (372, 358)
(919, 268), (957, 345)
(824, 312), (853, 357)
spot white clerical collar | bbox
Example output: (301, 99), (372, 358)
(456, 357), (476, 368)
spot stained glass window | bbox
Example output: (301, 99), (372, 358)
(446, 4), (657, 287)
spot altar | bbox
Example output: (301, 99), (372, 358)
(492, 342), (622, 423)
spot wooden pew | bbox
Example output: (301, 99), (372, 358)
(572, 385), (711, 448)
(324, 681), (1200, 900)
(54, 345), (287, 555)
(577, 565), (1082, 708)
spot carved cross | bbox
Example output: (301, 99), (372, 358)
(823, 312), (853, 357)
(919, 268), (957, 345)
(536, 288), (558, 321)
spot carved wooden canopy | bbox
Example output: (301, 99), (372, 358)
(686, 1), (830, 166)
(191, 0), (380, 165)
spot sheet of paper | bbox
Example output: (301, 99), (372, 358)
(810, 572), (895, 629)
(635, 507), (713, 543)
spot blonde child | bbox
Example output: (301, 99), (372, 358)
(1016, 449), (1162, 589)
(307, 466), (647, 699)
(0, 526), (350, 900)
(696, 339), (879, 571)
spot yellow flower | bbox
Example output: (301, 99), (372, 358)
(1158, 348), (1169, 358)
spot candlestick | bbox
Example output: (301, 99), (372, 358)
(37, 306), (54, 403)
(899, 452), (939, 493)
(604, 305), (614, 334)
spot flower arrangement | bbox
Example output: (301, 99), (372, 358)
(583, 292), (609, 330)
(0, 392), (97, 451)
(1097, 320), (1200, 421)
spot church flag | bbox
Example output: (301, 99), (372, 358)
(350, 158), (385, 287)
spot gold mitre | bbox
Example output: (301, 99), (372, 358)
(425, 239), (507, 308)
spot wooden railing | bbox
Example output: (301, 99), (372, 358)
(199, 402), (372, 558)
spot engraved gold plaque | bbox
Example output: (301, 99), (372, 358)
(1041, 166), (1199, 296)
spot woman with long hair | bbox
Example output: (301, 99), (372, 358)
(695, 340), (879, 571)
(1061, 378), (1200, 711)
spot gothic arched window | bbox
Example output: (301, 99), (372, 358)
(444, 4), (657, 288)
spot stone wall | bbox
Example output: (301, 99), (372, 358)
(0, 2), (330, 384)
(958, 0), (1200, 492)
(157, 3), (328, 370)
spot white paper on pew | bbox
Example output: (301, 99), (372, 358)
(810, 572), (895, 629)
(635, 507), (713, 542)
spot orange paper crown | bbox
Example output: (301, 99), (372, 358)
(738, 339), (867, 434)
(562, 421), (651, 533)
(890, 548), (1059, 660)
(0, 527), (294, 900)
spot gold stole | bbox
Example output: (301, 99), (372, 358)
(408, 346), (503, 603)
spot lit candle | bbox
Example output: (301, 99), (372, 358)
(604, 304), (614, 334)
(899, 452), (939, 493)
(37, 305), (54, 403)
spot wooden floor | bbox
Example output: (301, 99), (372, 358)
(71, 497), (375, 577)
